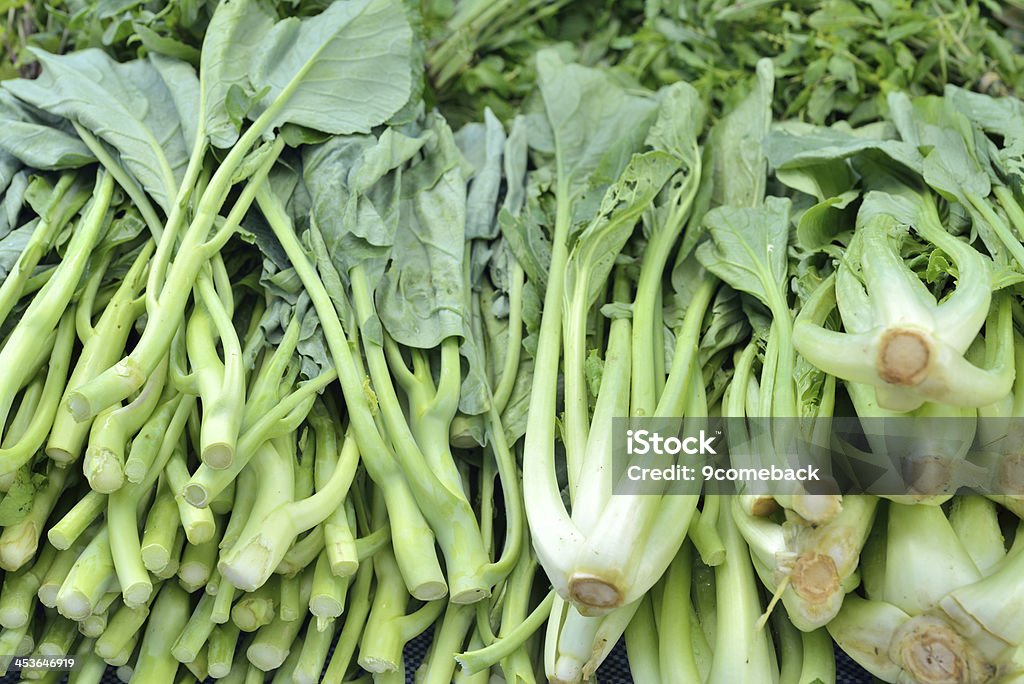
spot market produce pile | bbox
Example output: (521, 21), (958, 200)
(3, 0), (1024, 683)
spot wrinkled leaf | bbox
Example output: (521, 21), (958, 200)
(697, 196), (792, 317)
(5, 49), (190, 212)
(377, 115), (467, 349)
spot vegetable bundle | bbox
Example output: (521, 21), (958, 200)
(2, 1), (1024, 683)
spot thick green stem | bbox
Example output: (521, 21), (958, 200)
(48, 241), (148, 464)
(657, 543), (700, 682)
(67, 135), (283, 421)
(246, 568), (313, 672)
(256, 185), (445, 600)
(141, 476), (183, 574)
(0, 171), (114, 432)
(207, 623), (240, 679)
(350, 265), (491, 603)
(0, 464), (69, 571)
(322, 560), (373, 682)
(522, 180), (583, 597)
(172, 593), (217, 663)
(0, 174), (83, 331)
(55, 526), (114, 621)
(0, 308), (76, 476)
(457, 590), (554, 674)
(624, 595), (662, 684)
(133, 582), (190, 682)
(294, 619), (333, 684)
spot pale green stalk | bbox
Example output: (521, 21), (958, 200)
(133, 582), (190, 682)
(350, 264), (491, 603)
(255, 185), (445, 600)
(78, 592), (118, 638)
(182, 370), (336, 507)
(55, 526), (114, 620)
(179, 516), (223, 591)
(165, 442), (216, 544)
(34, 613), (77, 656)
(94, 598), (151, 661)
(47, 492), (105, 551)
(232, 578), (278, 632)
(279, 572), (301, 622)
(68, 638), (105, 684)
(172, 593), (217, 663)
(419, 603), (476, 684)
(66, 129), (285, 420)
(0, 174), (82, 331)
(0, 543), (54, 628)
(948, 496), (1006, 574)
(0, 464), (69, 571)
(322, 560), (373, 682)
(268, 636), (304, 683)
(799, 628), (836, 684)
(310, 549), (349, 631)
(567, 279), (714, 613)
(207, 623), (240, 679)
(246, 568), (314, 671)
(0, 307), (76, 476)
(358, 545), (446, 674)
(188, 267), (244, 468)
(109, 394), (194, 606)
(624, 595), (661, 684)
(293, 617), (334, 684)
(689, 498), (726, 566)
(83, 355), (168, 493)
(0, 171), (114, 432)
(141, 476), (183, 574)
(211, 573), (235, 624)
(38, 530), (95, 608)
(657, 543), (700, 682)
(708, 494), (775, 684)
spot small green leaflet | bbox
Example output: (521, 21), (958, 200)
(0, 467), (41, 525)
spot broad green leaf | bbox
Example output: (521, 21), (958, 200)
(765, 123), (923, 200)
(535, 48), (658, 197)
(456, 108), (505, 240)
(708, 58), (774, 208)
(0, 150), (18, 197)
(565, 150), (678, 308)
(151, 54), (201, 153)
(698, 287), (750, 367)
(498, 196), (552, 291)
(4, 49), (190, 212)
(943, 85), (1024, 142)
(796, 190), (858, 250)
(495, 115), (544, 287)
(377, 114), (468, 349)
(501, 115), (529, 217)
(134, 24), (202, 65)
(304, 127), (430, 289)
(258, 258), (334, 380)
(249, 0), (414, 136)
(0, 172), (28, 238)
(0, 221), (35, 280)
(200, 0), (275, 148)
(456, 259), (492, 418)
(0, 92), (95, 170)
(646, 81), (705, 163)
(499, 350), (535, 443)
(697, 196), (792, 317)
(641, 82), (706, 272)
